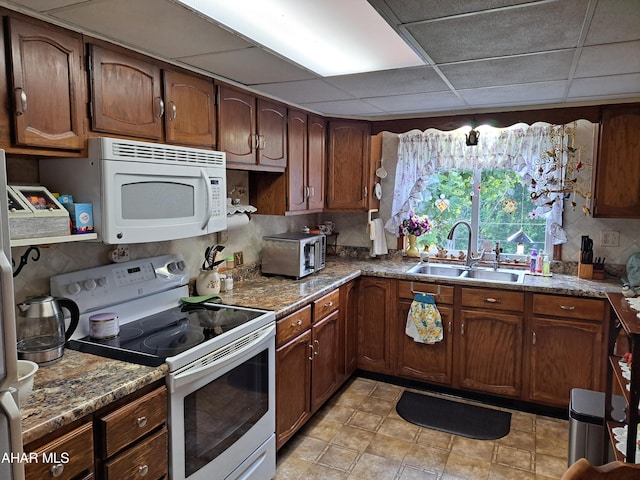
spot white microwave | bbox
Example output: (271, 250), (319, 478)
(39, 137), (227, 244)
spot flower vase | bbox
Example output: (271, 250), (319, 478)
(406, 234), (420, 257)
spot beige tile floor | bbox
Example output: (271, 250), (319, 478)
(275, 377), (570, 480)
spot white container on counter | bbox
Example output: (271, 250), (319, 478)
(89, 312), (119, 339)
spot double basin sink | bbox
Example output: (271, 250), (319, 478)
(407, 262), (526, 284)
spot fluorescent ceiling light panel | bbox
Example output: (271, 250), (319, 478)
(178, 0), (425, 76)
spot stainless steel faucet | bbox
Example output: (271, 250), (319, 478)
(446, 220), (484, 269)
(493, 242), (501, 270)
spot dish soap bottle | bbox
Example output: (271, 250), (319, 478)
(529, 248), (537, 274)
(542, 253), (551, 276)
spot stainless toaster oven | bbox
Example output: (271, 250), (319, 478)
(261, 232), (326, 278)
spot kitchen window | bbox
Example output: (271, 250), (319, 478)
(386, 122), (589, 258)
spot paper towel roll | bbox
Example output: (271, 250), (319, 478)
(226, 213), (250, 230)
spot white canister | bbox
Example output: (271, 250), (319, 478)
(89, 312), (120, 339)
(196, 268), (221, 295)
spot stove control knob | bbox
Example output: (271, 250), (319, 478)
(167, 262), (180, 273)
(177, 260), (186, 271)
(83, 279), (97, 291)
(97, 276), (108, 287)
(66, 282), (81, 296)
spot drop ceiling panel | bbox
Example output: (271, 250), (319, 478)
(407, 0), (588, 64)
(574, 41), (640, 78)
(568, 73), (640, 99)
(178, 47), (316, 85)
(459, 81), (567, 106)
(324, 66), (449, 97)
(376, 0), (536, 23)
(439, 51), (575, 89)
(363, 91), (467, 113)
(584, 0), (640, 45)
(4, 0), (85, 10)
(300, 99), (385, 116)
(49, 0), (251, 58)
(251, 79), (352, 104)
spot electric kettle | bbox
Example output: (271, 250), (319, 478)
(16, 295), (80, 365)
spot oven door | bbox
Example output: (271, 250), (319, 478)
(168, 323), (275, 480)
(101, 159), (226, 244)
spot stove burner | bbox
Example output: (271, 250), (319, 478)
(142, 327), (205, 356)
(186, 308), (250, 331)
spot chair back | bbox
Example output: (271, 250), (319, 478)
(561, 458), (640, 480)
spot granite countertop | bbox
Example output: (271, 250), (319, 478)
(21, 257), (622, 445)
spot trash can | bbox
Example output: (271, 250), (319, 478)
(568, 388), (625, 466)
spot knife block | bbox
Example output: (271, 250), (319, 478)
(578, 252), (593, 279)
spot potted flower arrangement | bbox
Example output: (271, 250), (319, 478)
(400, 211), (431, 257)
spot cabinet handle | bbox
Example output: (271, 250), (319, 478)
(560, 305), (575, 311)
(314, 339), (319, 355)
(448, 321), (452, 334)
(304, 186), (310, 199)
(259, 134), (266, 149)
(254, 133), (260, 149)
(484, 297), (498, 303)
(461, 323), (465, 335)
(324, 301), (333, 307)
(309, 186), (315, 198)
(50, 463), (64, 477)
(292, 319), (302, 327)
(169, 101), (177, 121)
(308, 344), (314, 360)
(364, 186), (368, 198)
(532, 332), (537, 345)
(138, 464), (149, 476)
(137, 416), (148, 428)
(154, 97), (165, 117)
(15, 88), (27, 115)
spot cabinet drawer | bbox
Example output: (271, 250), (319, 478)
(104, 427), (167, 480)
(313, 289), (340, 322)
(98, 387), (167, 457)
(532, 294), (606, 321)
(277, 305), (311, 345)
(26, 422), (93, 480)
(398, 281), (454, 304)
(461, 288), (524, 312)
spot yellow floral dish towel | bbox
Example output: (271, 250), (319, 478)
(405, 293), (443, 344)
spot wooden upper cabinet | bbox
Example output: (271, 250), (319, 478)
(257, 98), (287, 169)
(592, 105), (640, 218)
(287, 108), (308, 213)
(307, 114), (326, 212)
(163, 70), (215, 147)
(218, 84), (287, 171)
(89, 44), (163, 140)
(326, 120), (371, 211)
(7, 17), (85, 150)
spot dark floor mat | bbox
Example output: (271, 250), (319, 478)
(396, 391), (511, 440)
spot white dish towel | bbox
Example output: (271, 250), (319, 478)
(369, 217), (388, 256)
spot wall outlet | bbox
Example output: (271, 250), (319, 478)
(600, 230), (619, 247)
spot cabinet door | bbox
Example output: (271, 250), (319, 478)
(340, 279), (359, 380)
(311, 311), (340, 413)
(8, 17), (84, 150)
(287, 109), (308, 212)
(89, 44), (163, 139)
(458, 309), (523, 397)
(217, 84), (256, 165)
(276, 329), (312, 449)
(529, 317), (603, 406)
(163, 70), (215, 147)
(357, 277), (395, 373)
(307, 114), (326, 212)
(257, 98), (287, 169)
(397, 300), (454, 385)
(593, 105), (640, 218)
(326, 120), (371, 211)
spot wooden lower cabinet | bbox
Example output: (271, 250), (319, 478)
(25, 421), (94, 480)
(340, 279), (359, 382)
(357, 277), (395, 374)
(275, 288), (345, 449)
(458, 309), (523, 397)
(396, 281), (454, 385)
(527, 294), (607, 406)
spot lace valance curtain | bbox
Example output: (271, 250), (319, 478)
(385, 122), (567, 243)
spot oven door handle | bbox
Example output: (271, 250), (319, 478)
(169, 324), (274, 392)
